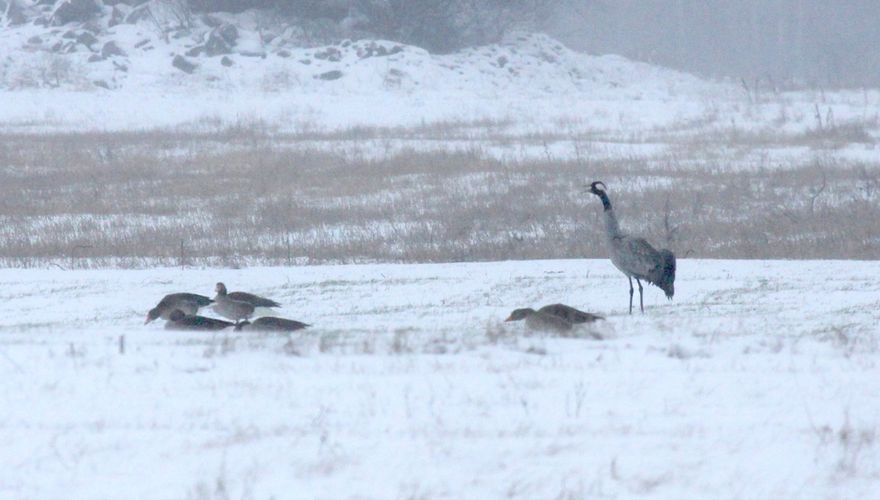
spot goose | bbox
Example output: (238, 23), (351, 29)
(505, 304), (603, 338)
(145, 293), (213, 324)
(234, 317), (310, 332)
(214, 282), (281, 308)
(212, 283), (255, 324)
(164, 309), (234, 331)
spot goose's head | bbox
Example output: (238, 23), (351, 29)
(588, 181), (607, 196)
(505, 308), (535, 322)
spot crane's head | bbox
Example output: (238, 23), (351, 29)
(588, 181), (607, 196)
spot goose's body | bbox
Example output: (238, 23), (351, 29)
(506, 305), (603, 338)
(589, 181), (676, 313)
(213, 283), (255, 323)
(164, 309), (234, 331)
(538, 304), (604, 324)
(235, 317), (310, 332)
(215, 282), (281, 309)
(146, 293), (213, 324)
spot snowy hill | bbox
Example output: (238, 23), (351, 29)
(0, 3), (721, 98)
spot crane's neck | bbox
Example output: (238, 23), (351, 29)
(597, 191), (623, 239)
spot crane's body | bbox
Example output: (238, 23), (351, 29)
(589, 181), (675, 313)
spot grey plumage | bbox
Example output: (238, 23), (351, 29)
(146, 293), (213, 324)
(588, 181), (676, 314)
(505, 305), (603, 338)
(538, 303), (604, 324)
(215, 282), (281, 308)
(213, 283), (255, 323)
(164, 309), (234, 331)
(234, 317), (310, 332)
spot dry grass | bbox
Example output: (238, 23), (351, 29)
(1, 121), (878, 268)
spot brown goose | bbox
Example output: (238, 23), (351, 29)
(536, 304), (604, 324)
(212, 283), (255, 324)
(214, 282), (281, 308)
(145, 293), (213, 324)
(505, 308), (573, 333)
(234, 317), (310, 332)
(505, 304), (603, 338)
(164, 309), (234, 331)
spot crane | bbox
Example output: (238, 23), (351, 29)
(588, 181), (675, 314)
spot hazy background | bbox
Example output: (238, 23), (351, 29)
(179, 0), (880, 88)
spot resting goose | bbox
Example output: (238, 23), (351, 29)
(164, 309), (234, 331)
(145, 293), (213, 324)
(234, 317), (310, 332)
(505, 304), (603, 338)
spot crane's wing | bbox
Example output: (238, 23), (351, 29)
(619, 237), (675, 298)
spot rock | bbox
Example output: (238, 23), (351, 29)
(4, 0), (28, 25)
(51, 0), (100, 26)
(201, 13), (221, 27)
(185, 45), (202, 57)
(133, 38), (149, 48)
(276, 49), (290, 58)
(101, 41), (126, 58)
(123, 3), (150, 24)
(220, 55), (233, 67)
(314, 47), (341, 62)
(92, 79), (109, 89)
(87, 53), (103, 62)
(171, 54), (196, 74)
(108, 4), (127, 26)
(204, 23), (237, 56)
(112, 61), (127, 71)
(27, 35), (43, 45)
(316, 70), (342, 81)
(75, 31), (97, 48)
(299, 59), (311, 65)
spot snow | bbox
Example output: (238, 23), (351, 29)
(0, 259), (878, 498)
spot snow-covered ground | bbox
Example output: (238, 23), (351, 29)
(1, 259), (878, 498)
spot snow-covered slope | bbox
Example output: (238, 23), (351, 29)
(1, 3), (715, 98)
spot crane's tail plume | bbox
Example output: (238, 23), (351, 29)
(655, 249), (676, 299)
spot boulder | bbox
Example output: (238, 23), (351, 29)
(171, 54), (196, 74)
(3, 0), (28, 25)
(75, 31), (97, 48)
(108, 4), (127, 26)
(123, 2), (150, 24)
(316, 70), (343, 81)
(51, 0), (100, 26)
(101, 40), (126, 58)
(220, 55), (233, 67)
(204, 23), (237, 56)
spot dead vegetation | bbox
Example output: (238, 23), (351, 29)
(0, 120), (878, 268)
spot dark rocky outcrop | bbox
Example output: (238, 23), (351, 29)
(101, 41), (126, 58)
(204, 23), (237, 56)
(172, 54), (197, 73)
(316, 70), (343, 81)
(51, 0), (101, 26)
(220, 55), (233, 66)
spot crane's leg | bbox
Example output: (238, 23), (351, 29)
(628, 276), (634, 315)
(636, 278), (644, 313)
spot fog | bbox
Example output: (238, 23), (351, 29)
(553, 0), (880, 88)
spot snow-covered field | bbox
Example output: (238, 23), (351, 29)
(1, 259), (878, 498)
